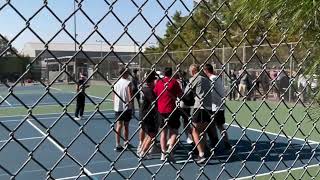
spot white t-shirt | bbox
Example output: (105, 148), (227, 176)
(113, 78), (132, 112)
(209, 74), (225, 111)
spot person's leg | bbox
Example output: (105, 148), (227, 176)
(182, 108), (192, 139)
(138, 128), (145, 152)
(141, 133), (156, 157)
(124, 121), (130, 145)
(123, 110), (132, 146)
(207, 122), (219, 148)
(167, 128), (178, 161)
(79, 97), (85, 118)
(233, 87), (237, 100)
(237, 84), (244, 99)
(75, 102), (80, 118)
(136, 93), (141, 108)
(243, 85), (248, 99)
(139, 136), (149, 157)
(75, 96), (81, 118)
(115, 120), (123, 149)
(160, 128), (168, 160)
(217, 124), (231, 148)
(192, 122), (206, 158)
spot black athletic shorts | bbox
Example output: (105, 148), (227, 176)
(141, 110), (159, 135)
(142, 117), (158, 135)
(179, 108), (191, 123)
(114, 110), (132, 122)
(132, 90), (140, 100)
(212, 110), (225, 126)
(159, 111), (180, 130)
(192, 109), (212, 124)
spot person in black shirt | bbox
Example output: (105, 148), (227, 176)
(229, 70), (237, 100)
(75, 73), (89, 121)
(131, 69), (140, 108)
(138, 70), (158, 158)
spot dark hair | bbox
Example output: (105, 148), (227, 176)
(163, 67), (172, 77)
(133, 69), (139, 74)
(119, 67), (129, 76)
(145, 71), (157, 83)
(204, 64), (214, 74)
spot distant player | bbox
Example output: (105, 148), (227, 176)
(113, 68), (133, 152)
(74, 73), (89, 121)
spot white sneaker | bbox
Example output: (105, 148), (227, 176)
(186, 137), (193, 144)
(74, 117), (81, 121)
(160, 153), (166, 161)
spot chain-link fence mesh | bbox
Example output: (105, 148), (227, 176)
(0, 0), (320, 179)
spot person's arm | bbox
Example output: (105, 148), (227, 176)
(175, 80), (183, 98)
(127, 82), (133, 109)
(153, 82), (158, 96)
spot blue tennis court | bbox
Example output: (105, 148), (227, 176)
(0, 85), (104, 107)
(0, 110), (318, 179)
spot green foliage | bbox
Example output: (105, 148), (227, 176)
(0, 35), (18, 56)
(235, 0), (320, 34)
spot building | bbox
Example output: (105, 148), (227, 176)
(21, 42), (145, 82)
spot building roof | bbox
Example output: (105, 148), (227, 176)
(21, 42), (146, 57)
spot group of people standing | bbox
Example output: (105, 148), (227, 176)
(228, 67), (288, 101)
(112, 64), (231, 164)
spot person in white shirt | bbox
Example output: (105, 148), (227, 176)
(113, 68), (133, 152)
(203, 64), (232, 150)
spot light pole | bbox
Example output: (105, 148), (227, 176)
(73, 0), (77, 80)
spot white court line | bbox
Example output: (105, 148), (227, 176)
(235, 163), (320, 180)
(56, 143), (320, 180)
(26, 119), (95, 177)
(0, 136), (44, 143)
(55, 159), (192, 180)
(55, 145), (320, 180)
(0, 98), (112, 109)
(0, 112), (115, 123)
(0, 95), (12, 107)
(227, 124), (320, 145)
(0, 109), (115, 118)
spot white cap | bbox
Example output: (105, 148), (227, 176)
(156, 71), (164, 78)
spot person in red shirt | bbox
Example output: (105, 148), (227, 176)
(154, 67), (182, 162)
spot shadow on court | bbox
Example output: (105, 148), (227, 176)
(0, 112), (319, 179)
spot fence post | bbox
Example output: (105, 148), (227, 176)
(243, 43), (246, 64)
(289, 43), (293, 102)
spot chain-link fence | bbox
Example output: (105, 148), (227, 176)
(0, 0), (320, 179)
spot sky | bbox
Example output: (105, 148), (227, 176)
(0, 0), (195, 52)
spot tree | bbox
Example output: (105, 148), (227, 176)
(0, 35), (18, 57)
(144, 1), (302, 69)
(235, 0), (320, 112)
